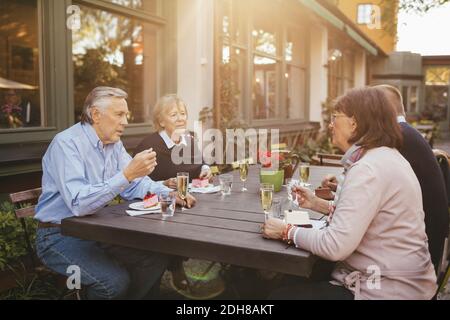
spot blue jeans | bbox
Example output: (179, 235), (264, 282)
(35, 227), (170, 300)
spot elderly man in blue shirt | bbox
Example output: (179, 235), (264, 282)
(35, 87), (196, 300)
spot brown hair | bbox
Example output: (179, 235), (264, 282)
(333, 86), (403, 150)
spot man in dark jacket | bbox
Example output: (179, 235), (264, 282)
(378, 85), (449, 273)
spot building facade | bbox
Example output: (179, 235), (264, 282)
(335, 0), (398, 54)
(0, 0), (392, 194)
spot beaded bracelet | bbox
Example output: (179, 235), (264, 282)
(282, 224), (295, 245)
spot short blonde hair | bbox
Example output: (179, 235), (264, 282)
(152, 94), (188, 132)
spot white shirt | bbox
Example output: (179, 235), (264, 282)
(158, 130), (210, 173)
(397, 115), (407, 123)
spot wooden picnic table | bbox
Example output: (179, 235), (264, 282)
(61, 165), (343, 278)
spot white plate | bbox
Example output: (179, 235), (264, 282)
(189, 183), (214, 189)
(129, 201), (161, 211)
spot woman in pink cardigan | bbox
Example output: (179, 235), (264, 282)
(262, 86), (437, 300)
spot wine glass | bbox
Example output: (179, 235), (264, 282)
(177, 172), (189, 211)
(299, 164), (310, 187)
(260, 183), (274, 221)
(239, 162), (249, 192)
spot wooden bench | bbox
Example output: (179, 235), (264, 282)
(311, 153), (343, 167)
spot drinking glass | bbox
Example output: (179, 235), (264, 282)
(271, 197), (282, 219)
(239, 162), (249, 192)
(260, 183), (274, 221)
(177, 172), (189, 211)
(160, 193), (176, 218)
(219, 174), (233, 196)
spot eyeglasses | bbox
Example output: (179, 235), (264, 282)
(330, 113), (348, 124)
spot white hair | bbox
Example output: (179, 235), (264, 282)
(153, 94), (188, 132)
(81, 87), (128, 124)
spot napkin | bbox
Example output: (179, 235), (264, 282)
(189, 184), (221, 194)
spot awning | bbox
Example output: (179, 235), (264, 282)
(298, 0), (379, 56)
(0, 77), (37, 90)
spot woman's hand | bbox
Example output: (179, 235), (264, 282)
(321, 174), (338, 192)
(199, 168), (213, 181)
(292, 185), (317, 210)
(163, 178), (177, 189)
(262, 218), (286, 240)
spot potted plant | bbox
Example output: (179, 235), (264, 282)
(258, 150), (285, 192)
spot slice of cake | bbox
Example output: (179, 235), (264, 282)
(143, 192), (159, 208)
(192, 178), (209, 188)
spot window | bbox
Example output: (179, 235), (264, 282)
(0, 0), (42, 130)
(216, 0), (309, 123)
(219, 0), (247, 119)
(252, 13), (279, 120)
(402, 86), (409, 112)
(285, 27), (307, 119)
(72, 4), (160, 124)
(343, 53), (355, 92)
(357, 4), (374, 25)
(425, 67), (450, 121)
(327, 38), (355, 100)
(410, 86), (418, 113)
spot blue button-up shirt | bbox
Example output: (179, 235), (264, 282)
(35, 123), (171, 224)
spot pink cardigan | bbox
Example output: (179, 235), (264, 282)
(295, 147), (437, 300)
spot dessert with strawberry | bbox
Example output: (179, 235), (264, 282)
(192, 178), (209, 188)
(143, 192), (159, 208)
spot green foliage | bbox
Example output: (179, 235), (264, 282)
(0, 263), (61, 300)
(0, 202), (37, 271)
(399, 0), (450, 13)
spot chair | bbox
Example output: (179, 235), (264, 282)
(436, 238), (450, 298)
(311, 153), (343, 167)
(8, 188), (80, 299)
(9, 188), (42, 268)
(433, 149), (450, 205)
(432, 149), (450, 298)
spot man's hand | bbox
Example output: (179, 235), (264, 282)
(123, 148), (157, 182)
(173, 192), (197, 209)
(321, 174), (338, 192)
(163, 178), (177, 189)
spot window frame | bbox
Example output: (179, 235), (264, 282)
(214, 0), (310, 128)
(357, 3), (373, 25)
(0, 0), (176, 145)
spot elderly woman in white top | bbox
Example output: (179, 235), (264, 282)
(134, 94), (212, 189)
(262, 86), (437, 300)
